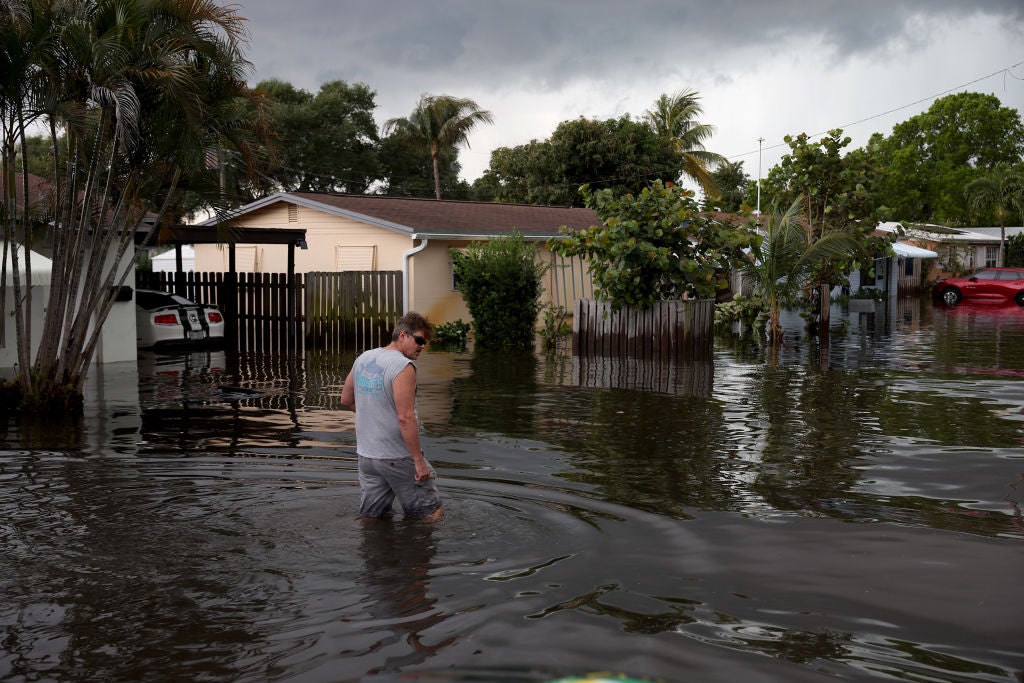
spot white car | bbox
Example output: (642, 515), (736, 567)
(135, 289), (225, 349)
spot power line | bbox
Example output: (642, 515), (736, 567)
(727, 59), (1024, 161)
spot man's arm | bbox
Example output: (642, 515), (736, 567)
(392, 364), (431, 481)
(341, 369), (356, 411)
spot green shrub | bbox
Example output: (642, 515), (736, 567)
(714, 294), (766, 335)
(452, 232), (547, 350)
(431, 319), (472, 350)
(1006, 233), (1024, 268)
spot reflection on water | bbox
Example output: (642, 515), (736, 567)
(1, 297), (1023, 682)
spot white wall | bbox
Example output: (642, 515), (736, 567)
(92, 247), (138, 365)
(0, 284), (49, 374)
(151, 245), (195, 273)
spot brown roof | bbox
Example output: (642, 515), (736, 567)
(288, 192), (603, 238)
(2, 172), (53, 213)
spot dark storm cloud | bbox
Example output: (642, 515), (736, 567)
(230, 0), (1024, 180)
(235, 0), (1024, 90)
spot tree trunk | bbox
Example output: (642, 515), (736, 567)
(431, 147), (441, 200)
(818, 283), (831, 344)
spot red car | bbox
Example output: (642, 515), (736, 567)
(932, 267), (1024, 306)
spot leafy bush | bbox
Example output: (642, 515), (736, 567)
(452, 232), (548, 350)
(1006, 233), (1024, 268)
(714, 294), (765, 335)
(549, 180), (754, 311)
(431, 319), (471, 350)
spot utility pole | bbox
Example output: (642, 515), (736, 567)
(756, 137), (764, 215)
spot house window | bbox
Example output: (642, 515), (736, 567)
(984, 246), (998, 268)
(904, 258), (914, 276)
(335, 245), (376, 271)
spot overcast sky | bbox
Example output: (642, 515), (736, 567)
(232, 0), (1024, 190)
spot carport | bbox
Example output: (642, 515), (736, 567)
(134, 225), (308, 348)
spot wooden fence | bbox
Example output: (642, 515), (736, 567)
(304, 271), (403, 352)
(573, 298), (714, 360)
(136, 270), (402, 352)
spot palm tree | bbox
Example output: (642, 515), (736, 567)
(1, 0), (269, 411)
(964, 163), (1024, 266)
(644, 89), (727, 197)
(383, 94), (493, 200)
(743, 198), (863, 343)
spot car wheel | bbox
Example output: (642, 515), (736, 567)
(940, 287), (962, 306)
(1015, 291), (1024, 306)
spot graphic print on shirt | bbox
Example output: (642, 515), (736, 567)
(355, 358), (385, 395)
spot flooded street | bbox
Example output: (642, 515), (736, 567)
(2, 298), (1022, 682)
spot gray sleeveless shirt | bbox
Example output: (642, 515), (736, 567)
(351, 347), (417, 460)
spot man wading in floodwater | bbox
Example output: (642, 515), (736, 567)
(341, 312), (443, 521)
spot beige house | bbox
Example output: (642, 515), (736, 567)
(196, 193), (600, 324)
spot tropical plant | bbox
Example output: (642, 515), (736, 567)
(550, 181), (754, 311)
(643, 89), (727, 196)
(759, 129), (889, 334)
(378, 125), (469, 198)
(451, 232), (547, 350)
(538, 304), (571, 352)
(742, 199), (864, 342)
(963, 163), (1024, 266)
(383, 94), (493, 200)
(0, 0), (268, 412)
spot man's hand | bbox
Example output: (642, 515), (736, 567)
(413, 453), (433, 482)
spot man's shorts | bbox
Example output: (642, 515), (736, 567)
(357, 455), (442, 519)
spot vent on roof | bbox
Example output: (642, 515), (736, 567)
(288, 204), (298, 223)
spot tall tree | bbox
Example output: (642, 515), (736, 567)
(383, 94), (493, 200)
(705, 160), (751, 212)
(255, 79), (382, 194)
(643, 89), (727, 196)
(485, 116), (681, 206)
(0, 0), (269, 411)
(963, 163), (1024, 265)
(868, 92), (1024, 224)
(478, 138), (561, 204)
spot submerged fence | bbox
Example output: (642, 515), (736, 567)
(304, 271), (402, 352)
(572, 298), (714, 360)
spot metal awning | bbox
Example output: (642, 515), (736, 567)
(893, 242), (938, 259)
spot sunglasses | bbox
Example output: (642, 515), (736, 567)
(408, 332), (427, 346)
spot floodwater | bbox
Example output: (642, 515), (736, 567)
(2, 298), (1022, 682)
